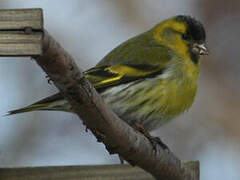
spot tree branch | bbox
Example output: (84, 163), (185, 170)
(33, 30), (198, 180)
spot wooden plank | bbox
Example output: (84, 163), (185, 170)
(0, 31), (42, 56)
(0, 9), (43, 56)
(0, 164), (154, 180)
(0, 8), (43, 30)
(183, 161), (200, 180)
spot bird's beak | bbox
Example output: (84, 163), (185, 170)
(192, 43), (209, 56)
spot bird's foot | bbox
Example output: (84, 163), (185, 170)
(131, 121), (170, 153)
(147, 136), (170, 153)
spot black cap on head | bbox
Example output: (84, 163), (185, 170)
(176, 15), (206, 42)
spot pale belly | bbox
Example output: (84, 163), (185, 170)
(100, 76), (197, 131)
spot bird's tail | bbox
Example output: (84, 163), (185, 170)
(6, 103), (51, 115)
(5, 93), (70, 116)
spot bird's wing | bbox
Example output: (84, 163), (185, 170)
(85, 32), (173, 92)
(85, 63), (165, 92)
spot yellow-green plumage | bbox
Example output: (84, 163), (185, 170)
(7, 15), (207, 131)
(98, 44), (199, 130)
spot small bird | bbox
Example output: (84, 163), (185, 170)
(7, 15), (208, 133)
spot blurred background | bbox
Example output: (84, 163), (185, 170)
(0, 0), (239, 179)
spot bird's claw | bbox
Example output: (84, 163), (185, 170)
(131, 121), (170, 153)
(147, 136), (170, 153)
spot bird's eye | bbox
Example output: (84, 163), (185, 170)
(182, 34), (190, 40)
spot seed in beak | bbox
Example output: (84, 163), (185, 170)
(192, 43), (209, 55)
